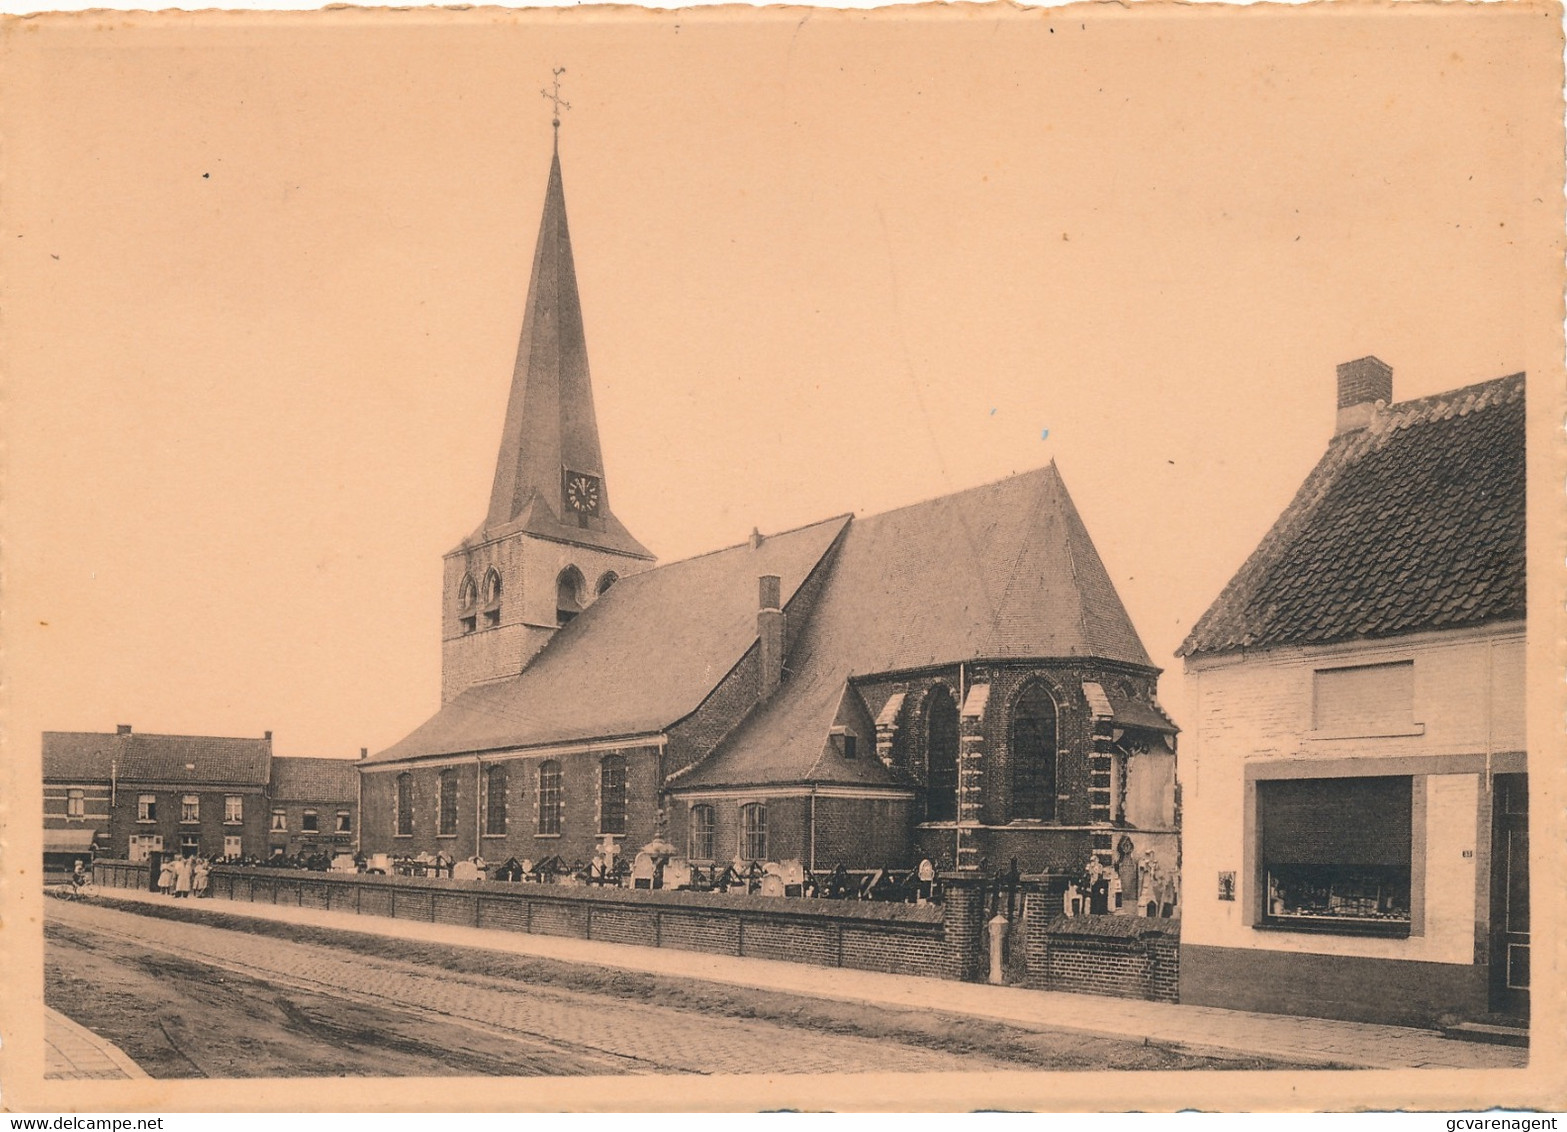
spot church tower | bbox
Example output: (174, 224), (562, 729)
(441, 133), (654, 703)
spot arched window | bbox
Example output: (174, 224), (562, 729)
(484, 764), (508, 836)
(396, 773), (414, 836)
(1011, 681), (1059, 821)
(924, 685), (960, 823)
(482, 568), (502, 628)
(537, 760), (562, 835)
(458, 575), (478, 635)
(556, 567), (585, 626)
(689, 804), (715, 860)
(740, 803), (768, 861)
(438, 768), (459, 836)
(596, 571), (619, 596)
(599, 754), (627, 835)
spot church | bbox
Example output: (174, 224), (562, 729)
(358, 135), (1179, 884)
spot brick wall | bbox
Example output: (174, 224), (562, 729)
(96, 859), (986, 983)
(1017, 898), (1180, 1003)
(109, 786), (269, 861)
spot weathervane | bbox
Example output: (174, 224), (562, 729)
(542, 67), (570, 132)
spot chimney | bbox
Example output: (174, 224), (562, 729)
(758, 574), (785, 696)
(115, 724), (131, 735)
(360, 747), (369, 761)
(263, 730), (273, 742)
(749, 527), (764, 550)
(1335, 356), (1393, 435)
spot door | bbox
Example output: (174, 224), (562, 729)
(1489, 773), (1529, 1018)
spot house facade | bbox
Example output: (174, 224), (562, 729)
(267, 756), (361, 858)
(361, 135), (1177, 887)
(1177, 361), (1527, 1027)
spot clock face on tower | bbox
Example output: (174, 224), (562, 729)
(563, 469), (602, 517)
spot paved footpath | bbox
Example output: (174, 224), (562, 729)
(84, 886), (1524, 1071)
(45, 1006), (148, 1080)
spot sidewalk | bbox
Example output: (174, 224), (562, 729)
(78, 886), (1525, 1071)
(45, 1006), (148, 1080)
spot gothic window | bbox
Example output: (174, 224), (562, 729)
(396, 773), (414, 836)
(924, 686), (959, 823)
(537, 760), (563, 836)
(1010, 681), (1059, 821)
(438, 769), (459, 836)
(740, 803), (768, 861)
(482, 568), (502, 629)
(596, 571), (619, 596)
(556, 568), (584, 626)
(484, 764), (508, 836)
(458, 574), (478, 635)
(689, 804), (715, 860)
(599, 754), (627, 835)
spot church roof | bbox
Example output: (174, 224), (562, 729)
(476, 144), (651, 560)
(365, 514), (851, 764)
(672, 463), (1154, 790)
(1179, 372), (1525, 658)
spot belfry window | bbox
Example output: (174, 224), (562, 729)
(458, 574), (478, 635)
(596, 571), (619, 597)
(482, 568), (502, 629)
(924, 686), (959, 823)
(1010, 681), (1059, 821)
(556, 567), (585, 626)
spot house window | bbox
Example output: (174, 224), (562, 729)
(270, 809), (287, 832)
(459, 574), (478, 635)
(689, 804), (715, 860)
(740, 803), (768, 861)
(484, 764), (508, 836)
(396, 773), (414, 836)
(841, 733), (858, 760)
(1312, 661), (1415, 734)
(137, 795), (157, 823)
(223, 835), (243, 858)
(1010, 681), (1059, 821)
(181, 795), (200, 823)
(180, 834), (200, 857)
(67, 789), (85, 818)
(924, 686), (959, 822)
(600, 754), (627, 835)
(302, 809), (319, 833)
(335, 810), (352, 834)
(438, 769), (459, 836)
(1258, 775), (1412, 936)
(537, 760), (562, 836)
(556, 568), (584, 626)
(224, 795), (243, 824)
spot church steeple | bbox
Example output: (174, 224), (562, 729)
(479, 138), (651, 560)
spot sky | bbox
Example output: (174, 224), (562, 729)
(4, 4), (1561, 763)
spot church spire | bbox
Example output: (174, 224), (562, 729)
(481, 125), (651, 560)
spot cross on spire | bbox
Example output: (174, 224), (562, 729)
(541, 67), (570, 132)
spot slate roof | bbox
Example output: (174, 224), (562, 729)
(672, 463), (1155, 789)
(270, 757), (360, 802)
(367, 515), (852, 763)
(42, 732), (116, 783)
(42, 730), (272, 786)
(1179, 373), (1525, 658)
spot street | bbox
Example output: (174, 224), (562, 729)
(44, 897), (1287, 1077)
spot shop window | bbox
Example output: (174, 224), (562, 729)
(438, 769), (459, 836)
(600, 754), (627, 835)
(924, 686), (959, 822)
(1258, 775), (1412, 936)
(302, 809), (319, 833)
(67, 789), (85, 818)
(1010, 681), (1059, 821)
(740, 803), (767, 861)
(689, 804), (715, 860)
(335, 810), (352, 834)
(484, 764), (508, 836)
(537, 760), (562, 836)
(396, 773), (414, 836)
(1312, 661), (1415, 734)
(224, 795), (243, 824)
(270, 809), (287, 832)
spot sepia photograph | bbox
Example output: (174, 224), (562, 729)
(1, 0), (1563, 1113)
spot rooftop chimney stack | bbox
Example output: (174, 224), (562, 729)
(1335, 355), (1393, 436)
(115, 724), (131, 735)
(264, 730), (273, 742)
(360, 747), (369, 761)
(758, 574), (785, 696)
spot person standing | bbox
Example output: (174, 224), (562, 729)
(157, 857), (175, 896)
(192, 857), (210, 898)
(173, 853), (194, 899)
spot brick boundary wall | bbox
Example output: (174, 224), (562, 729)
(1020, 889), (1179, 1003)
(93, 860), (989, 983)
